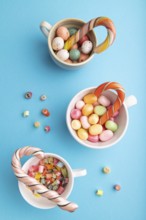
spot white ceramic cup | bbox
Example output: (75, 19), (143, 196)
(18, 153), (87, 209)
(66, 87), (137, 149)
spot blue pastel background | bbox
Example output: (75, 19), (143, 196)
(0, 0), (146, 219)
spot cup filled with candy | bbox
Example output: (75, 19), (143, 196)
(40, 17), (116, 70)
(66, 82), (137, 149)
(12, 146), (86, 210)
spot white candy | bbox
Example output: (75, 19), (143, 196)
(80, 116), (90, 129)
(75, 100), (85, 110)
(81, 40), (93, 54)
(52, 37), (64, 51)
(98, 95), (111, 107)
(23, 110), (29, 117)
(57, 49), (69, 61)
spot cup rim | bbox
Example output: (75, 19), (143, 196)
(18, 153), (74, 209)
(48, 18), (96, 67)
(66, 86), (129, 149)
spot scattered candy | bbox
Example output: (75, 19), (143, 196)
(42, 109), (50, 117)
(102, 167), (111, 174)
(96, 189), (104, 196)
(23, 110), (30, 117)
(81, 40), (93, 54)
(44, 126), (51, 132)
(52, 37), (64, 51)
(56, 26), (70, 41)
(57, 49), (69, 61)
(25, 91), (32, 99)
(34, 121), (40, 128)
(105, 120), (118, 132)
(40, 95), (47, 101)
(114, 184), (121, 191)
(68, 27), (78, 36)
(71, 120), (81, 130)
(28, 156), (69, 195)
(69, 49), (80, 61)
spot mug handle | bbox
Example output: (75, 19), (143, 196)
(72, 169), (87, 178)
(124, 95), (137, 108)
(40, 21), (52, 38)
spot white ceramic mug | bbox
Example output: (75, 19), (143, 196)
(66, 87), (137, 149)
(18, 153), (87, 209)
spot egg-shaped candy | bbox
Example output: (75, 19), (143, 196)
(79, 53), (89, 62)
(78, 35), (89, 46)
(56, 26), (70, 41)
(88, 134), (99, 143)
(99, 130), (114, 142)
(75, 100), (85, 110)
(71, 43), (78, 50)
(52, 37), (64, 51)
(77, 128), (88, 140)
(83, 93), (97, 104)
(68, 27), (78, 36)
(65, 59), (72, 64)
(94, 105), (107, 116)
(57, 49), (69, 61)
(82, 104), (94, 116)
(89, 124), (103, 135)
(88, 114), (99, 125)
(98, 95), (111, 107)
(69, 49), (80, 61)
(81, 40), (93, 54)
(105, 120), (118, 132)
(80, 116), (90, 129)
(70, 109), (81, 120)
(71, 120), (81, 130)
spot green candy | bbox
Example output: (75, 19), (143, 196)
(68, 27), (78, 36)
(94, 105), (106, 116)
(105, 120), (118, 132)
(69, 49), (80, 61)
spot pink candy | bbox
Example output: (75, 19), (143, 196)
(98, 95), (111, 107)
(80, 116), (90, 129)
(70, 109), (81, 119)
(38, 165), (44, 173)
(88, 134), (99, 142)
(57, 186), (65, 195)
(99, 130), (114, 142)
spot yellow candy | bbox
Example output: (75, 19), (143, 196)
(77, 128), (88, 140)
(83, 93), (97, 104)
(71, 120), (81, 130)
(96, 189), (104, 196)
(88, 114), (99, 125)
(82, 104), (94, 116)
(89, 124), (103, 135)
(35, 173), (42, 180)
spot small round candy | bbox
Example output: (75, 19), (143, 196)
(71, 43), (78, 50)
(80, 116), (90, 129)
(23, 110), (29, 117)
(34, 121), (40, 128)
(89, 124), (103, 135)
(65, 59), (72, 64)
(75, 100), (85, 110)
(114, 184), (121, 191)
(70, 109), (81, 119)
(88, 134), (99, 143)
(96, 189), (104, 196)
(77, 128), (88, 140)
(42, 109), (50, 117)
(44, 126), (51, 132)
(105, 120), (118, 132)
(78, 35), (89, 46)
(88, 114), (99, 125)
(57, 49), (69, 61)
(81, 40), (93, 54)
(94, 105), (107, 116)
(82, 104), (94, 116)
(79, 53), (89, 62)
(98, 95), (111, 107)
(56, 26), (70, 41)
(40, 94), (47, 101)
(99, 130), (114, 142)
(25, 91), (32, 99)
(52, 37), (64, 51)
(68, 27), (78, 36)
(102, 167), (111, 174)
(71, 120), (81, 130)
(69, 49), (80, 61)
(83, 93), (97, 104)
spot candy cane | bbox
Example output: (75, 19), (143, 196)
(64, 17), (116, 53)
(11, 146), (78, 212)
(94, 82), (125, 125)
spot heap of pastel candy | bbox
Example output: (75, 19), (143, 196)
(70, 82), (125, 143)
(52, 26), (93, 63)
(28, 157), (68, 195)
